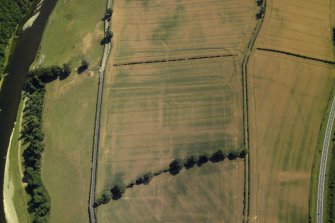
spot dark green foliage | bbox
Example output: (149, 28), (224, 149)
(24, 66), (71, 92)
(256, 0), (263, 6)
(210, 149), (225, 163)
(78, 59), (89, 73)
(111, 181), (126, 200)
(59, 63), (71, 80)
(94, 191), (112, 207)
(197, 152), (210, 166)
(135, 171), (154, 185)
(228, 151), (240, 160)
(169, 158), (184, 175)
(101, 28), (113, 45)
(256, 6), (265, 19)
(21, 67), (53, 222)
(184, 155), (199, 169)
(105, 8), (113, 20)
(0, 0), (35, 78)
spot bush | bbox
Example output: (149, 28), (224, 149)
(169, 158), (184, 175)
(111, 181), (126, 200)
(94, 191), (112, 207)
(197, 152), (210, 166)
(78, 59), (89, 73)
(59, 63), (71, 80)
(210, 149), (225, 163)
(184, 155), (198, 169)
(136, 171), (154, 185)
(228, 151), (240, 160)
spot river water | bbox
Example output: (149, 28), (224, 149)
(0, 0), (57, 221)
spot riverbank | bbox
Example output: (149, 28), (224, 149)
(0, 0), (58, 220)
(3, 98), (29, 223)
(0, 0), (41, 91)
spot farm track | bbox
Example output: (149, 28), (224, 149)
(242, 2), (267, 222)
(88, 0), (112, 223)
(112, 54), (238, 67)
(257, 48), (335, 65)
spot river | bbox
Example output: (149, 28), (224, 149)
(0, 0), (57, 221)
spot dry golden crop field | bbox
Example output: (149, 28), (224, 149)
(97, 56), (243, 191)
(97, 159), (244, 223)
(248, 51), (335, 223)
(256, 0), (335, 61)
(110, 0), (258, 63)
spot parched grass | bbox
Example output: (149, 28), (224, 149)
(248, 51), (335, 223)
(111, 0), (257, 63)
(5, 99), (30, 223)
(97, 159), (245, 223)
(256, 0), (335, 61)
(39, 0), (106, 222)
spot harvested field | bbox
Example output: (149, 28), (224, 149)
(111, 0), (258, 63)
(248, 51), (335, 223)
(256, 0), (335, 61)
(97, 159), (245, 223)
(97, 56), (244, 191)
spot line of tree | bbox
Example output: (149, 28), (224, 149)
(94, 148), (247, 207)
(21, 87), (50, 223)
(24, 64), (71, 92)
(0, 0), (36, 79)
(21, 65), (72, 222)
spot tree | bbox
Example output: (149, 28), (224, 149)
(210, 149), (225, 163)
(78, 59), (89, 73)
(101, 28), (113, 45)
(197, 152), (210, 166)
(105, 8), (113, 19)
(136, 171), (154, 185)
(228, 151), (240, 160)
(111, 181), (126, 200)
(184, 155), (198, 169)
(60, 63), (71, 80)
(169, 158), (184, 175)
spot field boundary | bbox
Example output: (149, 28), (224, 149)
(111, 54), (238, 67)
(241, 1), (267, 222)
(257, 48), (335, 65)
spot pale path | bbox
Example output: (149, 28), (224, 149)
(88, 0), (112, 222)
(241, 1), (266, 222)
(317, 96), (335, 223)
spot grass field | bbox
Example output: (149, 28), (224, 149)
(39, 0), (106, 222)
(248, 51), (335, 223)
(97, 159), (245, 223)
(111, 0), (257, 63)
(256, 0), (335, 61)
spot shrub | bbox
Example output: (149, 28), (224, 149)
(111, 181), (126, 200)
(169, 158), (184, 175)
(94, 191), (112, 207)
(210, 149), (225, 162)
(184, 155), (198, 169)
(136, 171), (154, 185)
(197, 152), (210, 166)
